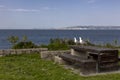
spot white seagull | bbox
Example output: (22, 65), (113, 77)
(74, 37), (78, 43)
(79, 37), (83, 44)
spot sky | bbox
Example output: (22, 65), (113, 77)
(0, 0), (120, 29)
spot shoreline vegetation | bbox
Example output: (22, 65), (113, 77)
(7, 35), (120, 50)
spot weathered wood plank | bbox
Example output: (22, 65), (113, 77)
(70, 45), (118, 54)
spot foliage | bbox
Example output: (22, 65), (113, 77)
(1, 53), (120, 80)
(67, 39), (75, 45)
(50, 38), (75, 45)
(40, 44), (49, 48)
(7, 35), (38, 49)
(104, 43), (114, 48)
(7, 36), (19, 45)
(40, 38), (75, 50)
(47, 42), (69, 50)
(84, 40), (95, 46)
(12, 41), (38, 49)
(7, 35), (120, 50)
(22, 35), (28, 42)
(83, 39), (120, 48)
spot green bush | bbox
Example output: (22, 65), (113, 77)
(7, 36), (19, 45)
(40, 38), (71, 50)
(12, 41), (38, 49)
(7, 35), (39, 49)
(84, 40), (95, 46)
(47, 43), (69, 50)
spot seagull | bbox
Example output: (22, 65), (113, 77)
(79, 37), (83, 44)
(74, 37), (78, 43)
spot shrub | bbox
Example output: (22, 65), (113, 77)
(7, 36), (19, 45)
(7, 35), (39, 49)
(12, 41), (38, 49)
(40, 38), (71, 50)
(47, 43), (69, 50)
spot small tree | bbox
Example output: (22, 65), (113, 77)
(7, 36), (19, 46)
(114, 39), (118, 45)
(22, 35), (27, 42)
(12, 41), (38, 49)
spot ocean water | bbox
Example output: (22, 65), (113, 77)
(0, 29), (120, 49)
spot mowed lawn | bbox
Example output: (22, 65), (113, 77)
(0, 53), (120, 80)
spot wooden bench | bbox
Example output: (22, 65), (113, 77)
(59, 53), (96, 74)
(59, 53), (95, 65)
(59, 46), (119, 73)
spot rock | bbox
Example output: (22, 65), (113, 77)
(54, 56), (66, 64)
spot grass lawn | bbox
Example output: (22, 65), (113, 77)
(0, 53), (120, 80)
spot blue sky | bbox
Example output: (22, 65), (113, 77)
(0, 0), (120, 29)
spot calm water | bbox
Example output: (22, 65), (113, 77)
(0, 29), (120, 49)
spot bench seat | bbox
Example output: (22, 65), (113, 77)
(59, 53), (96, 65)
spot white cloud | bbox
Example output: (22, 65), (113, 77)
(0, 5), (52, 12)
(87, 0), (96, 4)
(42, 7), (50, 10)
(9, 8), (40, 12)
(42, 6), (55, 10)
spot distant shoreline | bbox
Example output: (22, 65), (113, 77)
(1, 26), (120, 30)
(57, 26), (120, 30)
(0, 29), (120, 30)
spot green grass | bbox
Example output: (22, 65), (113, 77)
(0, 53), (120, 80)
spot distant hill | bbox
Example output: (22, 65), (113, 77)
(58, 26), (120, 30)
